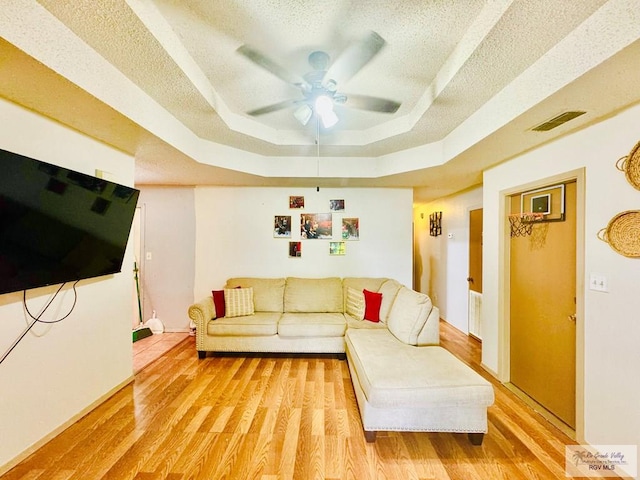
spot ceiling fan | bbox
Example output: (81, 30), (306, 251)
(237, 31), (401, 129)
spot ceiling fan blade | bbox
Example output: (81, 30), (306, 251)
(345, 94), (401, 113)
(247, 99), (299, 116)
(237, 45), (308, 88)
(322, 31), (386, 86)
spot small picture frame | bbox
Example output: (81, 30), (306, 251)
(289, 241), (302, 257)
(330, 199), (345, 211)
(330, 242), (346, 255)
(342, 218), (359, 240)
(289, 196), (304, 209)
(274, 215), (291, 238)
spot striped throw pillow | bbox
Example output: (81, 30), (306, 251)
(346, 286), (365, 320)
(224, 287), (254, 317)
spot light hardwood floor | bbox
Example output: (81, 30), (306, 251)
(2, 321), (586, 479)
(133, 332), (190, 373)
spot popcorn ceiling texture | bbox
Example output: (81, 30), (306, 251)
(1, 0), (639, 202)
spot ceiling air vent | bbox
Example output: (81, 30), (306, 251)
(531, 111), (586, 132)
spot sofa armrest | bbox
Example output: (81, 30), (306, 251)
(188, 296), (216, 329)
(188, 296), (215, 354)
(416, 305), (440, 346)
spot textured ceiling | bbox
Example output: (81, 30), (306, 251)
(1, 1), (640, 203)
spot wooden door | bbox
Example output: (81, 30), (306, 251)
(510, 182), (576, 428)
(468, 209), (483, 339)
(468, 209), (483, 294)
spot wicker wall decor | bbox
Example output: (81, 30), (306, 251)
(597, 210), (640, 258)
(615, 140), (640, 190)
(429, 211), (442, 237)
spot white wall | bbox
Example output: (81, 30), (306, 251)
(483, 104), (640, 458)
(193, 187), (413, 299)
(137, 187), (195, 332)
(413, 187), (483, 333)
(0, 99), (136, 471)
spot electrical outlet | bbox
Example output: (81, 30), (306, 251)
(589, 273), (608, 292)
(146, 252), (153, 261)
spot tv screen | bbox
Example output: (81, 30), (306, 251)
(0, 148), (140, 295)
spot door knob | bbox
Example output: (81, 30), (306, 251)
(568, 314), (577, 322)
(467, 277), (474, 283)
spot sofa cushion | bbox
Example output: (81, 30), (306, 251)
(378, 279), (402, 323)
(284, 277), (343, 313)
(345, 314), (387, 330)
(363, 289), (383, 322)
(345, 287), (365, 320)
(225, 277), (285, 312)
(416, 306), (441, 346)
(279, 312), (346, 337)
(386, 286), (432, 345)
(207, 312), (280, 336)
(224, 287), (254, 318)
(346, 329), (494, 408)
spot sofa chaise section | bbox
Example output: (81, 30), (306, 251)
(345, 328), (495, 444)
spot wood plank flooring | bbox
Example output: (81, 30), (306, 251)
(133, 332), (190, 373)
(2, 321), (583, 479)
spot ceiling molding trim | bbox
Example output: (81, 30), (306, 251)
(410, 0), (516, 123)
(125, 0), (226, 114)
(125, 0), (291, 145)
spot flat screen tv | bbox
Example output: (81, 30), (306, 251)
(0, 147), (140, 295)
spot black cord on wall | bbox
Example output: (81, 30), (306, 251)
(0, 280), (80, 366)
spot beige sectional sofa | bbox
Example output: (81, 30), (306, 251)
(187, 276), (440, 355)
(187, 276), (494, 444)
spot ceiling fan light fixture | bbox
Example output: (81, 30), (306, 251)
(293, 104), (313, 125)
(314, 95), (334, 116)
(320, 109), (339, 128)
(314, 95), (339, 128)
(324, 79), (338, 92)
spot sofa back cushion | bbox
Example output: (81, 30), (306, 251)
(378, 279), (402, 323)
(386, 286), (433, 345)
(284, 277), (343, 313)
(225, 277), (285, 312)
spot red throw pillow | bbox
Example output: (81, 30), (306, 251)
(363, 289), (383, 322)
(212, 290), (225, 318)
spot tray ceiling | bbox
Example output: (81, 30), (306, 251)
(1, 0), (639, 202)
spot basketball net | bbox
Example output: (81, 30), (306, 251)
(508, 212), (549, 249)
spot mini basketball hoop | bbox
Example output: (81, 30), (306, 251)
(508, 212), (545, 237)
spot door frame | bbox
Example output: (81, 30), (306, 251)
(497, 168), (585, 442)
